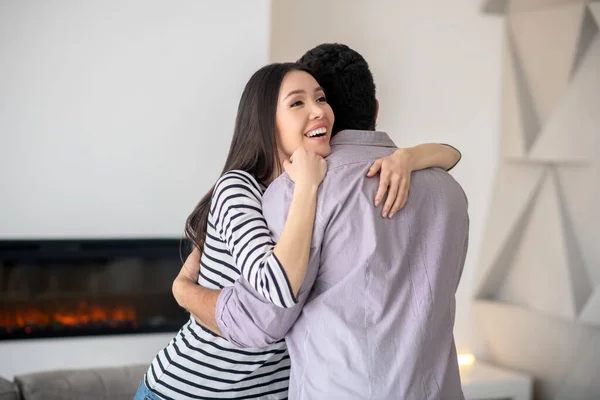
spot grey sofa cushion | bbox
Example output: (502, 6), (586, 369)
(0, 376), (18, 400)
(14, 364), (147, 400)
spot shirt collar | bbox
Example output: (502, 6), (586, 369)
(330, 130), (396, 148)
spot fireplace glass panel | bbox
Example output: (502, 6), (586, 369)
(0, 239), (189, 340)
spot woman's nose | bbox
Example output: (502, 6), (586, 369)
(310, 102), (325, 119)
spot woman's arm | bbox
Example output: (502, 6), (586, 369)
(272, 182), (318, 299)
(401, 143), (461, 172)
(272, 147), (326, 299)
(213, 149), (326, 308)
(367, 143), (461, 218)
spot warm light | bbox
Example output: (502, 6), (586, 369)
(2, 304), (136, 330)
(458, 353), (476, 366)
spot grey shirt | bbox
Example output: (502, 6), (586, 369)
(216, 130), (469, 400)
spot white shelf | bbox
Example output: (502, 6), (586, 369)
(461, 361), (532, 400)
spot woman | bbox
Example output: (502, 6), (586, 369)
(136, 63), (460, 399)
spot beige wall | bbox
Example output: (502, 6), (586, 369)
(270, 0), (504, 354)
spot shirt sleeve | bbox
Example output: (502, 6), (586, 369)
(210, 170), (297, 308)
(215, 217), (322, 348)
(215, 271), (311, 348)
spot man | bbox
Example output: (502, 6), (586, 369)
(175, 43), (469, 399)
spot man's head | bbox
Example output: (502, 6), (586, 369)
(298, 43), (377, 136)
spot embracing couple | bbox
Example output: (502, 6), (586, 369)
(135, 43), (469, 400)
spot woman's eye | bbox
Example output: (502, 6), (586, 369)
(290, 101), (303, 107)
(317, 96), (327, 103)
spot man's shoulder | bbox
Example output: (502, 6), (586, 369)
(327, 144), (396, 171)
(410, 168), (468, 207)
(411, 167), (460, 185)
(263, 173), (294, 202)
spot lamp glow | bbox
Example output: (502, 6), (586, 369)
(458, 353), (475, 366)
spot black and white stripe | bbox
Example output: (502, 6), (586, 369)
(145, 170), (291, 399)
(210, 171), (296, 308)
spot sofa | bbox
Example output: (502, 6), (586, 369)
(0, 361), (534, 400)
(0, 364), (147, 400)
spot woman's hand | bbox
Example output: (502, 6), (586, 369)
(366, 148), (414, 218)
(284, 147), (327, 189)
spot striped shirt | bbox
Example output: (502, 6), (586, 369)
(144, 170), (293, 399)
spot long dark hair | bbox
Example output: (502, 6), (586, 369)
(185, 63), (314, 251)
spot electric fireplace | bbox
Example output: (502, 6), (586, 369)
(0, 239), (189, 340)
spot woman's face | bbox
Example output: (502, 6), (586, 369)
(275, 70), (334, 161)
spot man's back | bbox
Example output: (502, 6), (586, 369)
(283, 131), (469, 399)
(216, 131), (469, 399)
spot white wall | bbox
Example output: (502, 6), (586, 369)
(0, 0), (271, 238)
(0, 0), (271, 377)
(271, 0), (504, 354)
(0, 0), (504, 377)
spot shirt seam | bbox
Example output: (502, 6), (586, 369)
(364, 257), (373, 400)
(271, 252), (299, 305)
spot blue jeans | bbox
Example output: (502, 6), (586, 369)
(133, 380), (163, 400)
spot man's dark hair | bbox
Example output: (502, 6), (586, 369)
(298, 43), (377, 135)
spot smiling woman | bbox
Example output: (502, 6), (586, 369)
(275, 70), (335, 159)
(139, 63), (330, 399)
(184, 63), (328, 308)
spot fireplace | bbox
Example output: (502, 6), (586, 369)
(0, 239), (189, 340)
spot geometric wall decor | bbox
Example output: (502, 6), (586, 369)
(506, 30), (543, 153)
(580, 288), (600, 325)
(509, 4), (586, 125)
(478, 1), (600, 399)
(502, 33), (529, 157)
(590, 2), (600, 25)
(570, 6), (598, 79)
(482, 0), (597, 15)
(551, 332), (600, 400)
(493, 170), (592, 320)
(474, 300), (600, 400)
(555, 164), (600, 285)
(529, 22), (600, 162)
(475, 164), (547, 297)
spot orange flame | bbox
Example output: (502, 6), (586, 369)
(1, 302), (137, 330)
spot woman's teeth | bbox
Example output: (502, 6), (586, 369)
(306, 127), (327, 137)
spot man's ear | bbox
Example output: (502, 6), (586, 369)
(374, 99), (379, 125)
